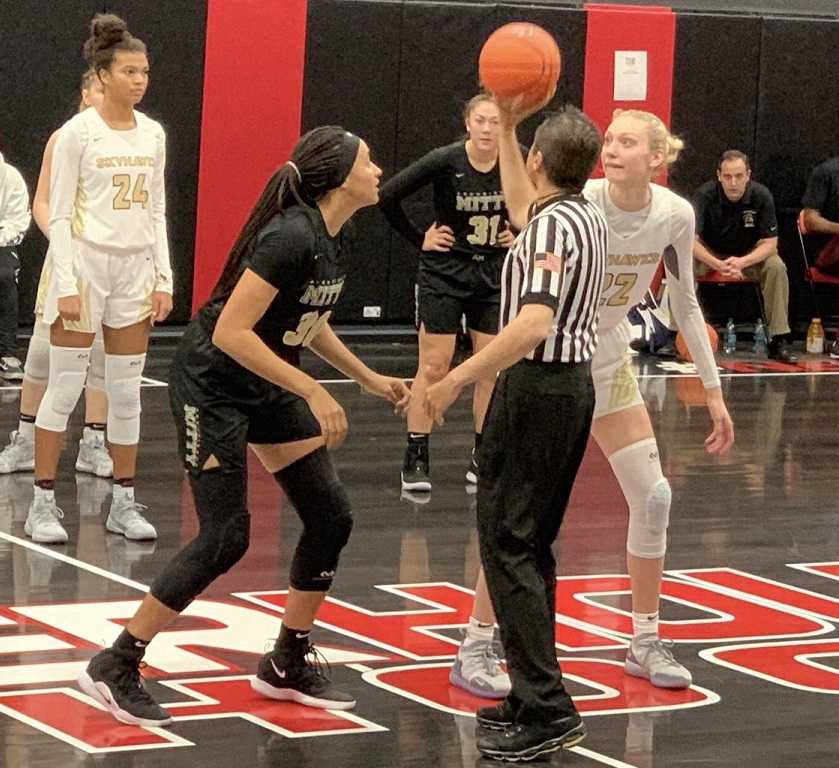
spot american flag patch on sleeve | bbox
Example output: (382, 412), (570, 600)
(534, 252), (563, 273)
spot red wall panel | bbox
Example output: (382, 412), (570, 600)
(583, 4), (676, 178)
(192, 0), (308, 312)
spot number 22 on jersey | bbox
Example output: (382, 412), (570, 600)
(600, 272), (639, 307)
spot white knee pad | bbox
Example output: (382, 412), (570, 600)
(105, 353), (146, 445)
(23, 329), (51, 386)
(608, 437), (671, 559)
(35, 346), (91, 432)
(87, 338), (106, 392)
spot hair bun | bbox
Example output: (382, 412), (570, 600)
(90, 13), (130, 47)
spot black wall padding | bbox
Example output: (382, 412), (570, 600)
(753, 17), (839, 211)
(105, 1), (207, 323)
(301, 0), (403, 323)
(670, 14), (762, 200)
(0, 0), (102, 326)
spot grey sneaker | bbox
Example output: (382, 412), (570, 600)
(625, 633), (692, 688)
(106, 497), (157, 541)
(75, 428), (113, 477)
(24, 495), (68, 544)
(0, 431), (34, 474)
(450, 630), (510, 699)
(0, 356), (23, 381)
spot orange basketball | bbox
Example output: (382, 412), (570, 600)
(676, 324), (719, 362)
(479, 23), (561, 111)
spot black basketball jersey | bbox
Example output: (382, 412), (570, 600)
(379, 141), (516, 263)
(197, 205), (347, 367)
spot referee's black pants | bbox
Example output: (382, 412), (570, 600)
(477, 358), (594, 724)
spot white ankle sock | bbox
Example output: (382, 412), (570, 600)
(632, 611), (659, 639)
(464, 616), (494, 645)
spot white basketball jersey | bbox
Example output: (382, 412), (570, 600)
(51, 107), (164, 252)
(583, 179), (694, 332)
(583, 178), (720, 389)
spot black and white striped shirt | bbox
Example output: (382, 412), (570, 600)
(500, 195), (608, 363)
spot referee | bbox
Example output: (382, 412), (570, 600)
(425, 104), (607, 762)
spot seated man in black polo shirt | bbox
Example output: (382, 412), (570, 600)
(693, 150), (797, 363)
(802, 156), (839, 277)
(802, 156), (839, 359)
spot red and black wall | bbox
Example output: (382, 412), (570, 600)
(2, 0), (838, 327)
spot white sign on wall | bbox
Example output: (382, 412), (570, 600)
(614, 50), (648, 101)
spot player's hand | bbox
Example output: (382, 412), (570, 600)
(494, 84), (557, 128)
(306, 385), (349, 449)
(497, 225), (516, 248)
(361, 373), (411, 415)
(58, 294), (81, 322)
(423, 222), (455, 252)
(704, 388), (734, 454)
(151, 291), (173, 325)
(423, 374), (464, 426)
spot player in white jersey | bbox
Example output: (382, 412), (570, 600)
(25, 14), (172, 545)
(0, 71), (113, 479)
(582, 111), (732, 689)
(497, 103), (734, 692)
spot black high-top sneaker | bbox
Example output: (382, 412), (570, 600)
(477, 710), (587, 762)
(78, 647), (172, 726)
(251, 643), (356, 710)
(476, 699), (515, 731)
(401, 439), (431, 492)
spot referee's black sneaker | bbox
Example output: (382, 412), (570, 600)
(477, 711), (587, 762)
(401, 442), (431, 492)
(251, 646), (356, 710)
(477, 700), (515, 731)
(78, 648), (173, 726)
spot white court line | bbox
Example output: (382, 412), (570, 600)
(570, 745), (639, 767)
(0, 531), (148, 592)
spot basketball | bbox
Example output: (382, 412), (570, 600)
(478, 23), (561, 111)
(675, 324), (719, 362)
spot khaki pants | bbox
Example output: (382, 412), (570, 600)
(696, 250), (791, 337)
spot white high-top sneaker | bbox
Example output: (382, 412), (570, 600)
(75, 427), (113, 477)
(24, 494), (68, 544)
(0, 431), (35, 474)
(106, 490), (157, 541)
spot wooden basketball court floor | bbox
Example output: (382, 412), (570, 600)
(0, 339), (838, 768)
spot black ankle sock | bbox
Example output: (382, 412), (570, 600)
(114, 477), (135, 488)
(407, 432), (429, 448)
(34, 479), (55, 491)
(113, 628), (149, 659)
(85, 422), (106, 432)
(19, 413), (35, 424)
(474, 432), (483, 451)
(273, 624), (311, 659)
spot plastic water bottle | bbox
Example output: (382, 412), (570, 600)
(806, 318), (825, 354)
(723, 318), (737, 355)
(753, 319), (767, 357)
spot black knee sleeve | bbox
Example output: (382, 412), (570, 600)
(274, 447), (354, 592)
(151, 469), (250, 611)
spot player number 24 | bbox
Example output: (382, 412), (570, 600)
(467, 214), (503, 246)
(112, 174), (149, 210)
(600, 272), (638, 307)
